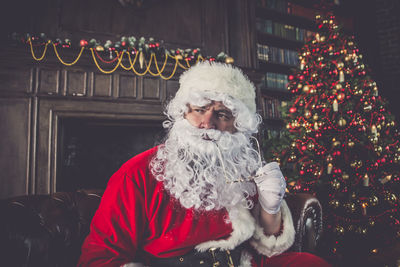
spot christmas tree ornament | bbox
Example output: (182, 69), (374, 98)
(327, 163), (333, 174)
(332, 138), (341, 147)
(348, 140), (355, 147)
(339, 71), (344, 82)
(303, 85), (310, 93)
(337, 92), (345, 100)
(225, 56), (234, 64)
(95, 45), (104, 51)
(337, 62), (344, 69)
(304, 110), (312, 118)
(333, 99), (339, 112)
(361, 202), (367, 216)
(369, 195), (379, 206)
(327, 154), (333, 162)
(363, 174), (369, 186)
(338, 117), (347, 127)
(380, 174), (392, 184)
(329, 199), (340, 209)
(331, 179), (341, 189)
(139, 51), (145, 69)
(364, 102), (372, 111)
(335, 225), (345, 235)
(313, 114), (319, 120)
(342, 172), (349, 180)
(307, 142), (315, 150)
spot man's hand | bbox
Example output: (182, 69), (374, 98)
(253, 162), (286, 214)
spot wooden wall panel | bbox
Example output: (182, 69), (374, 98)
(93, 73), (112, 97)
(119, 75), (138, 98)
(142, 77), (161, 100)
(0, 67), (33, 94)
(38, 68), (60, 95)
(65, 70), (87, 96)
(0, 98), (30, 198)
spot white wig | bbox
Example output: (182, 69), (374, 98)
(165, 61), (261, 134)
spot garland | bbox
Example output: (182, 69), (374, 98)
(12, 33), (234, 80)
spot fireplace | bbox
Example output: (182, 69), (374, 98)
(57, 118), (165, 192)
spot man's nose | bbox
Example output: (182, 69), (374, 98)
(201, 110), (216, 129)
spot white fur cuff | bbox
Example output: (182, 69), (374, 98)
(250, 200), (295, 257)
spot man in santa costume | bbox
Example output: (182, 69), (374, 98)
(78, 62), (330, 267)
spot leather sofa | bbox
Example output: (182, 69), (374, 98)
(0, 189), (323, 267)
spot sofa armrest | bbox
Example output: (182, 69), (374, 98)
(0, 189), (103, 267)
(284, 193), (323, 253)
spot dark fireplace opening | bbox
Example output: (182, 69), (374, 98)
(57, 118), (165, 192)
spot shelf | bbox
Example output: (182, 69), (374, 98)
(258, 61), (297, 75)
(255, 7), (318, 31)
(260, 87), (292, 100)
(262, 117), (285, 127)
(257, 31), (304, 50)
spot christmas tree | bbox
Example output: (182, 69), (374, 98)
(267, 13), (400, 263)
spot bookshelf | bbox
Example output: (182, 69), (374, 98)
(254, 0), (353, 141)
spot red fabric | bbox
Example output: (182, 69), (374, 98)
(78, 146), (331, 267)
(78, 146), (233, 267)
(258, 252), (332, 267)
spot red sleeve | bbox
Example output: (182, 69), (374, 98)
(77, 148), (155, 267)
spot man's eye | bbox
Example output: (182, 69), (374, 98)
(194, 109), (205, 113)
(217, 113), (230, 120)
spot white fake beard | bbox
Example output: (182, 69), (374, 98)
(150, 119), (261, 211)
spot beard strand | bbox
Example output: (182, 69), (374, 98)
(150, 119), (261, 211)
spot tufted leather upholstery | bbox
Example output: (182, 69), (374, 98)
(0, 190), (322, 267)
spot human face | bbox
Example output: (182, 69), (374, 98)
(184, 101), (236, 133)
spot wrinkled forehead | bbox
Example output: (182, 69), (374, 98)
(188, 100), (232, 112)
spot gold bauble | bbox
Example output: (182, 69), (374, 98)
(95, 45), (104, 51)
(329, 199), (340, 209)
(348, 140), (355, 147)
(336, 83), (342, 90)
(364, 101), (372, 111)
(313, 114), (319, 120)
(345, 202), (356, 213)
(303, 85), (310, 93)
(342, 173), (349, 180)
(375, 146), (383, 154)
(356, 227), (367, 235)
(291, 142), (297, 148)
(337, 93), (345, 100)
(335, 225), (345, 235)
(309, 88), (316, 94)
(332, 140), (341, 147)
(338, 118), (347, 127)
(225, 56), (234, 64)
(304, 110), (312, 118)
(337, 62), (344, 69)
(331, 179), (341, 190)
(307, 142), (315, 150)
(369, 195), (379, 206)
(350, 161), (357, 168)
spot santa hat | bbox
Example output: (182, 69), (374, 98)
(176, 61), (257, 114)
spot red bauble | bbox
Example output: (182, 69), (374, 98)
(289, 107), (297, 113)
(80, 39), (88, 47)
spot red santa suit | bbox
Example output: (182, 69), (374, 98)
(78, 146), (327, 267)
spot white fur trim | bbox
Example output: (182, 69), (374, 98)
(121, 263), (145, 267)
(239, 249), (253, 267)
(195, 205), (255, 252)
(250, 200), (295, 257)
